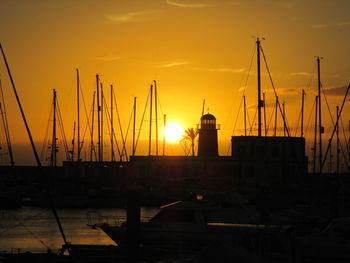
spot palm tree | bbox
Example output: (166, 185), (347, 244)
(183, 128), (198, 156)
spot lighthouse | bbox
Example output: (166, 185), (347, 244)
(198, 113), (219, 157)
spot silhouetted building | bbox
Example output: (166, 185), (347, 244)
(231, 136), (307, 187)
(198, 113), (219, 157)
(59, 115), (308, 202)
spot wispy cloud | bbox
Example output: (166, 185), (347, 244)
(166, 0), (209, 8)
(106, 10), (158, 23)
(95, 55), (121, 62)
(157, 60), (190, 68)
(275, 0), (300, 9)
(208, 67), (245, 73)
(324, 85), (348, 96)
(290, 72), (311, 76)
(229, 1), (243, 6)
(279, 87), (300, 95)
(311, 21), (350, 29)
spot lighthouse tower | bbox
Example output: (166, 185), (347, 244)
(198, 113), (219, 157)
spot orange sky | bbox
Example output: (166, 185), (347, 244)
(0, 0), (349, 165)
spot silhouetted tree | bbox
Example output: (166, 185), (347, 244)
(183, 128), (198, 156)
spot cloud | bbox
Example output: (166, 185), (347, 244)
(290, 72), (312, 76)
(157, 60), (190, 68)
(208, 67), (245, 73)
(166, 0), (209, 8)
(106, 10), (158, 23)
(323, 85), (349, 96)
(229, 1), (243, 6)
(311, 21), (350, 29)
(275, 0), (300, 9)
(95, 55), (121, 62)
(279, 88), (300, 95)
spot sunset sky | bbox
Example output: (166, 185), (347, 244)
(0, 0), (349, 165)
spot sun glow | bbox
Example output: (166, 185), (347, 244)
(164, 122), (184, 143)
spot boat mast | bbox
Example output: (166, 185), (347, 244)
(154, 80), (158, 156)
(283, 102), (286, 137)
(90, 91), (95, 162)
(313, 95), (318, 174)
(71, 121), (76, 161)
(243, 95), (247, 136)
(317, 57), (323, 173)
(51, 89), (57, 167)
(149, 85), (153, 156)
(301, 89), (305, 137)
(257, 38), (262, 137)
(163, 114), (166, 156)
(336, 106), (339, 174)
(111, 85), (114, 162)
(263, 92), (267, 136)
(96, 74), (101, 162)
(100, 83), (104, 162)
(274, 96), (278, 136)
(77, 69), (81, 162)
(132, 97), (136, 156)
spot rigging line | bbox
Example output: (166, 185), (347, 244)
(321, 83), (335, 126)
(89, 92), (98, 161)
(242, 43), (256, 96)
(79, 83), (93, 154)
(246, 104), (252, 133)
(123, 104), (134, 158)
(57, 100), (70, 160)
(135, 89), (150, 153)
(340, 117), (350, 156)
(294, 106), (302, 137)
(39, 105), (52, 162)
(56, 99), (69, 160)
(266, 101), (275, 134)
(102, 93), (122, 161)
(108, 93), (125, 161)
(112, 90), (127, 159)
(227, 95), (243, 154)
(231, 95), (243, 136)
(260, 45), (290, 136)
(224, 45), (255, 133)
(249, 107), (257, 136)
(321, 83), (350, 170)
(305, 63), (317, 94)
(304, 95), (316, 137)
(0, 103), (13, 164)
(0, 76), (14, 165)
(339, 137), (350, 171)
(79, 96), (94, 156)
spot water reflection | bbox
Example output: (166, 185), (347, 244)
(0, 207), (158, 252)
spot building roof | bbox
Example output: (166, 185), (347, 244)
(201, 113), (216, 120)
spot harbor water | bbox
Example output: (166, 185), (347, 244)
(0, 206), (159, 253)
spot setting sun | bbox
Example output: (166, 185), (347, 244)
(164, 122), (184, 143)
